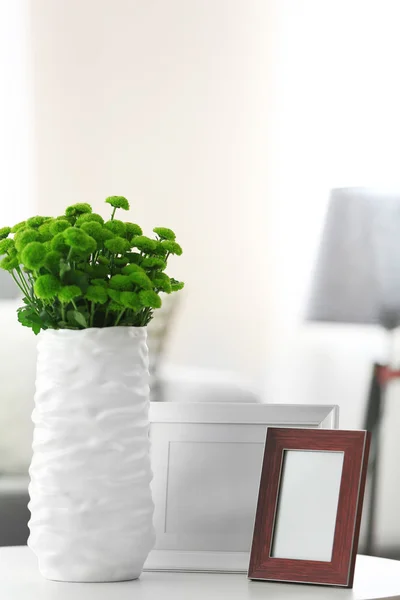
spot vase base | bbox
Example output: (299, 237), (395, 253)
(39, 571), (142, 583)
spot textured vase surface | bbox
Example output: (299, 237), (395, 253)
(28, 327), (155, 582)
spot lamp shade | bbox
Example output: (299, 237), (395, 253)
(307, 187), (400, 330)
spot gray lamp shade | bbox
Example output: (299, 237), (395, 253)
(307, 187), (400, 330)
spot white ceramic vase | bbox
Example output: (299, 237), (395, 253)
(28, 327), (155, 582)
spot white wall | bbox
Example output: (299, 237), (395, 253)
(262, 0), (400, 425)
(0, 0), (35, 472)
(0, 0), (33, 224)
(264, 0), (400, 553)
(29, 0), (275, 390)
(29, 0), (400, 551)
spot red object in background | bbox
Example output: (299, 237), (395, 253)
(376, 365), (400, 386)
(248, 428), (371, 588)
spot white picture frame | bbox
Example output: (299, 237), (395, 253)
(144, 402), (339, 573)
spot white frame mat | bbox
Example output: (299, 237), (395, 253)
(144, 403), (339, 573)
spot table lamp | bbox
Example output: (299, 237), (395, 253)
(307, 187), (400, 555)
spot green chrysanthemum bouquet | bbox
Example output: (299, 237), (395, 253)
(0, 197), (184, 333)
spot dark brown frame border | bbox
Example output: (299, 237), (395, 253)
(248, 428), (371, 587)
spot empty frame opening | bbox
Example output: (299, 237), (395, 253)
(271, 450), (344, 562)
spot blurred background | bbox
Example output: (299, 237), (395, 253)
(1, 0), (400, 560)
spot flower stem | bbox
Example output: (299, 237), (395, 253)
(110, 255), (115, 275)
(15, 268), (31, 299)
(89, 302), (95, 327)
(115, 308), (126, 326)
(11, 271), (28, 298)
(11, 271), (41, 317)
(141, 307), (151, 326)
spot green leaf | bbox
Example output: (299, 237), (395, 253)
(72, 310), (87, 328)
(66, 310), (77, 327)
(32, 323), (41, 335)
(17, 310), (31, 328)
(17, 307), (44, 332)
(37, 310), (55, 328)
(29, 312), (45, 326)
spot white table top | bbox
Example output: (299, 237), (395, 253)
(1, 547), (400, 600)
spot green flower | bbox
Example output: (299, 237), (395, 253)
(10, 221), (26, 233)
(152, 242), (168, 257)
(99, 227), (115, 242)
(139, 290), (162, 309)
(104, 219), (126, 236)
(125, 252), (143, 264)
(0, 238), (15, 255)
(58, 285), (82, 303)
(121, 263), (145, 275)
(125, 223), (142, 238)
(51, 232), (69, 253)
(76, 212), (104, 226)
(109, 274), (132, 291)
(97, 256), (109, 265)
(131, 235), (156, 253)
(80, 221), (104, 242)
(34, 274), (61, 299)
(153, 227), (176, 241)
(15, 228), (41, 252)
(128, 271), (153, 290)
(0, 255), (19, 271)
(104, 237), (130, 254)
(70, 249), (92, 262)
(105, 196), (130, 211)
(43, 251), (62, 274)
(27, 216), (47, 228)
(50, 219), (70, 235)
(170, 278), (184, 292)
(0, 227), (11, 240)
(120, 291), (141, 310)
(85, 285), (108, 304)
(64, 228), (97, 253)
(62, 215), (76, 225)
(161, 240), (183, 256)
(3, 199), (182, 332)
(114, 256), (129, 266)
(141, 257), (167, 270)
(38, 221), (56, 242)
(152, 272), (172, 293)
(65, 203), (92, 217)
(21, 242), (47, 270)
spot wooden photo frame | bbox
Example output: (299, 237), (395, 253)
(248, 428), (370, 587)
(144, 403), (338, 573)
